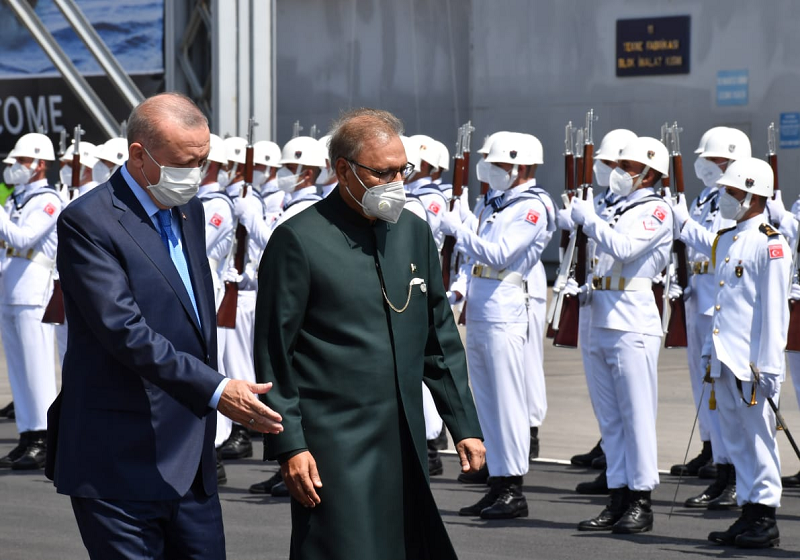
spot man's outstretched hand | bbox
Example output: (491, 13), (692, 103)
(217, 380), (283, 434)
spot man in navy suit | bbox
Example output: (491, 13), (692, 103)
(48, 92), (283, 559)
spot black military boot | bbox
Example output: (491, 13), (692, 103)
(684, 463), (728, 508)
(612, 490), (653, 534)
(0, 432), (30, 468)
(708, 503), (755, 545)
(458, 481), (502, 516)
(428, 448), (443, 476)
(707, 464), (738, 510)
(575, 468), (609, 495)
(780, 469), (800, 488)
(216, 448), (227, 485)
(578, 486), (629, 531)
(529, 427), (540, 461)
(0, 401), (13, 418)
(571, 440), (604, 467)
(249, 471), (283, 494)
(220, 424), (252, 459)
(428, 423), (448, 451)
(697, 461), (718, 479)
(591, 454), (607, 470)
(480, 476), (529, 520)
(11, 431), (47, 470)
(734, 504), (780, 548)
(670, 440), (711, 476)
(457, 462), (489, 484)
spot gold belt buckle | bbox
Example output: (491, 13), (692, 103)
(472, 264), (483, 277)
(592, 277), (601, 290)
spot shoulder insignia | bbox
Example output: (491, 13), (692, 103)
(768, 243), (784, 259)
(43, 203), (56, 216)
(525, 209), (540, 225)
(652, 205), (669, 223)
(209, 213), (224, 228)
(427, 201), (442, 215)
(759, 223), (780, 238)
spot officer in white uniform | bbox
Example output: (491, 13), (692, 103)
(91, 137), (128, 185)
(440, 131), (553, 519)
(0, 133), (61, 470)
(780, 198), (800, 488)
(273, 136), (326, 228)
(571, 136), (672, 534)
(253, 140), (284, 227)
(703, 157), (789, 549)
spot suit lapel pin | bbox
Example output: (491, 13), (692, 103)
(181, 212), (187, 220)
(410, 263), (417, 273)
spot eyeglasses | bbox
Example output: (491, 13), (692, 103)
(347, 159), (415, 184)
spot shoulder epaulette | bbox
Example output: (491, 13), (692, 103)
(711, 226), (737, 267)
(759, 223), (780, 238)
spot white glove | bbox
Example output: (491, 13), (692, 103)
(233, 194), (259, 219)
(446, 290), (463, 306)
(453, 197), (471, 223)
(439, 210), (463, 236)
(460, 186), (469, 204)
(668, 280), (683, 300)
(759, 371), (780, 400)
(222, 266), (244, 284)
(767, 190), (786, 226)
(670, 194), (689, 232)
(557, 207), (574, 231)
(569, 189), (595, 226)
(790, 283), (800, 301)
(562, 277), (580, 296)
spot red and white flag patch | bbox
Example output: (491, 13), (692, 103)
(428, 201), (441, 215)
(768, 244), (784, 259)
(525, 209), (540, 225)
(652, 206), (668, 222)
(209, 213), (224, 228)
(43, 203), (56, 216)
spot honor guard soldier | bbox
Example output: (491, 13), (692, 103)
(670, 127), (750, 494)
(570, 136), (672, 534)
(58, 140), (98, 201)
(441, 131), (554, 519)
(253, 140), (284, 227)
(781, 193), (800, 488)
(315, 135), (339, 199)
(0, 132), (61, 470)
(91, 137), (129, 185)
(273, 136), (326, 228)
(702, 157), (789, 549)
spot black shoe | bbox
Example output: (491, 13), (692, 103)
(697, 461), (718, 479)
(708, 465), (737, 510)
(459, 484), (502, 516)
(612, 490), (653, 534)
(670, 440), (712, 476)
(780, 469), (800, 488)
(428, 448), (443, 477)
(216, 452), (227, 485)
(11, 431), (47, 470)
(249, 471), (283, 494)
(734, 505), (780, 549)
(576, 469), (608, 495)
(529, 427), (540, 461)
(271, 480), (290, 497)
(6, 408), (13, 420)
(685, 463), (729, 508)
(709, 503), (755, 545)
(480, 477), (528, 520)
(428, 423), (448, 451)
(458, 463), (489, 485)
(220, 425), (253, 459)
(0, 432), (30, 468)
(0, 401), (13, 418)
(578, 487), (629, 531)
(571, 440), (603, 467)
(591, 454), (606, 469)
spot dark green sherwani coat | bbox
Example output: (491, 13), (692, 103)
(255, 189), (482, 560)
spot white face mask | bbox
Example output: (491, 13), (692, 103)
(475, 158), (492, 183)
(719, 190), (751, 221)
(315, 165), (335, 186)
(608, 167), (643, 197)
(486, 163), (517, 192)
(2, 166), (13, 186)
(217, 168), (231, 189)
(252, 169), (268, 187)
(142, 147), (202, 207)
(92, 161), (117, 184)
(276, 166), (304, 193)
(593, 160), (613, 188)
(263, 177), (280, 193)
(6, 160), (37, 185)
(346, 162), (406, 223)
(694, 157), (724, 189)
(59, 166), (73, 187)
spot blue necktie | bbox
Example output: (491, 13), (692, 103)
(156, 209), (200, 325)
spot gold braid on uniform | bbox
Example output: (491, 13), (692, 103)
(758, 223), (780, 238)
(711, 226), (736, 267)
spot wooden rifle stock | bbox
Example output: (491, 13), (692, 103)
(664, 124), (688, 348)
(441, 123), (471, 290)
(42, 279), (65, 324)
(788, 301), (800, 352)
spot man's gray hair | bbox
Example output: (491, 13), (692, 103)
(328, 108), (404, 165)
(127, 92), (208, 149)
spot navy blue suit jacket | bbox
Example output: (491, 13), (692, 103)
(48, 169), (223, 501)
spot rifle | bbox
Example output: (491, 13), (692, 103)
(553, 109), (596, 348)
(768, 122), (779, 196)
(441, 122), (473, 290)
(309, 124), (318, 139)
(217, 117), (257, 328)
(292, 120), (303, 139)
(779, 122), (800, 351)
(663, 122), (688, 348)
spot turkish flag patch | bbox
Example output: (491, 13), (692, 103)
(43, 203), (56, 216)
(209, 213), (224, 228)
(768, 244), (784, 259)
(428, 201), (441, 215)
(652, 206), (668, 222)
(525, 210), (540, 225)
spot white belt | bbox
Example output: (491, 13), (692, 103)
(471, 264), (525, 289)
(6, 247), (54, 269)
(592, 276), (652, 291)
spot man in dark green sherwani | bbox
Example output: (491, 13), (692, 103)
(254, 108), (485, 560)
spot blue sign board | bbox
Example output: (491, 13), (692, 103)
(716, 70), (748, 106)
(780, 112), (800, 149)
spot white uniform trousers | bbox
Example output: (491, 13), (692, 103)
(56, 321), (67, 366)
(685, 294), (712, 442)
(422, 384), (443, 440)
(786, 351), (800, 414)
(467, 319), (530, 477)
(590, 327), (660, 491)
(578, 306), (602, 433)
(0, 304), (56, 432)
(525, 296), (547, 428)
(716, 364), (782, 507)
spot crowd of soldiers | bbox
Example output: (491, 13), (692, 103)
(0, 117), (797, 549)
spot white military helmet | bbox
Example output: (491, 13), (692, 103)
(485, 132), (537, 165)
(95, 137), (129, 166)
(617, 136), (670, 177)
(717, 156), (773, 198)
(400, 135), (422, 171)
(410, 134), (440, 169)
(60, 141), (98, 169)
(206, 133), (227, 164)
(9, 132), (55, 161)
(224, 136), (247, 164)
(254, 140), (282, 168)
(279, 136), (327, 168)
(595, 129), (637, 162)
(3, 156), (15, 165)
(434, 140), (450, 171)
(477, 131), (506, 155)
(694, 126), (729, 154)
(520, 133), (544, 165)
(699, 128), (751, 160)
